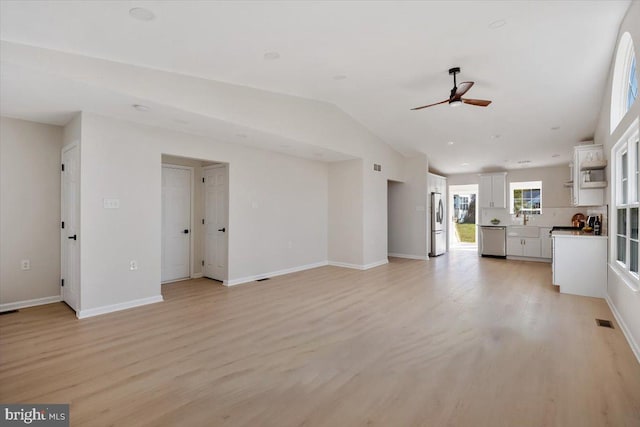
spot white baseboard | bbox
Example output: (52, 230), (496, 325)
(388, 253), (428, 261)
(362, 259), (389, 269)
(605, 294), (640, 364)
(77, 295), (164, 319)
(328, 259), (389, 270)
(0, 295), (62, 312)
(191, 273), (204, 279)
(224, 261), (329, 287)
(328, 261), (363, 269)
(506, 256), (551, 263)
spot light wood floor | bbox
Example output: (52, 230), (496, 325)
(2, 251), (640, 426)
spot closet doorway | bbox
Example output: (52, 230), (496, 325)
(161, 155), (229, 284)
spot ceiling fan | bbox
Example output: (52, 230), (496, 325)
(411, 67), (492, 110)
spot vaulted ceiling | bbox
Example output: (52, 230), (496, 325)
(0, 1), (630, 174)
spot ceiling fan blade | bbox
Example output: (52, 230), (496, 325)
(462, 98), (492, 107)
(454, 81), (474, 98)
(410, 99), (449, 110)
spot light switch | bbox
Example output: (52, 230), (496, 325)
(103, 198), (120, 209)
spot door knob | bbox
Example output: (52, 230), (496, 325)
(218, 227), (226, 232)
(183, 229), (189, 234)
(68, 234), (77, 240)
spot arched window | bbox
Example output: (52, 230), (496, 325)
(628, 54), (638, 110)
(611, 32), (638, 134)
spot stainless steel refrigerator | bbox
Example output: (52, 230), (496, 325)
(430, 192), (446, 256)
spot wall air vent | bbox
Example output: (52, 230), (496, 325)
(373, 163), (382, 172)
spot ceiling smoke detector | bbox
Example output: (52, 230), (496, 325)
(488, 19), (507, 29)
(129, 7), (155, 22)
(263, 52), (280, 60)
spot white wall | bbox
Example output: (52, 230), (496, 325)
(78, 113), (329, 312)
(448, 165), (572, 208)
(593, 1), (640, 360)
(0, 116), (63, 308)
(363, 159), (393, 266)
(328, 159), (363, 266)
(388, 155), (429, 259)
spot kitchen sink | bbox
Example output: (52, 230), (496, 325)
(507, 225), (540, 238)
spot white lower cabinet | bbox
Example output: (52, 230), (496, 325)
(507, 237), (541, 257)
(552, 234), (607, 298)
(540, 228), (552, 259)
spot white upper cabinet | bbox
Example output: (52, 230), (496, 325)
(479, 173), (507, 208)
(429, 173), (446, 194)
(573, 144), (606, 206)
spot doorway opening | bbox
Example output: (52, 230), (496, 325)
(161, 155), (229, 284)
(449, 184), (478, 251)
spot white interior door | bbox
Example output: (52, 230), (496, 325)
(162, 165), (192, 283)
(204, 165), (228, 281)
(61, 144), (80, 311)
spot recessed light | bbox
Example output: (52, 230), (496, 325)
(552, 154), (560, 158)
(461, 162), (469, 166)
(488, 19), (506, 29)
(132, 104), (150, 112)
(333, 75), (347, 81)
(551, 126), (561, 130)
(447, 141), (455, 146)
(129, 7), (155, 22)
(236, 133), (247, 138)
(263, 52), (280, 60)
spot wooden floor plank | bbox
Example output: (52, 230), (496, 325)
(1, 251), (639, 426)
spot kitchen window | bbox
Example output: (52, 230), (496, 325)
(612, 119), (640, 283)
(509, 181), (542, 215)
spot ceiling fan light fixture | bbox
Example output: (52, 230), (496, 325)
(449, 99), (463, 107)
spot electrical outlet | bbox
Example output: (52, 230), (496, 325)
(129, 260), (138, 271)
(103, 198), (120, 209)
(21, 259), (31, 270)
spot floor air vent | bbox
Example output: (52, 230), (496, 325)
(596, 319), (614, 329)
(256, 278), (270, 282)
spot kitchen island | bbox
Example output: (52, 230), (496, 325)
(552, 230), (608, 298)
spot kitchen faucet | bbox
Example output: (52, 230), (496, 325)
(516, 210), (529, 225)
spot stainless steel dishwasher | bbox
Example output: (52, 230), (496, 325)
(480, 226), (506, 257)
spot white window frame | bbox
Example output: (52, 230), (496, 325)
(610, 32), (636, 134)
(509, 181), (542, 215)
(611, 118), (640, 291)
(459, 196), (469, 211)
